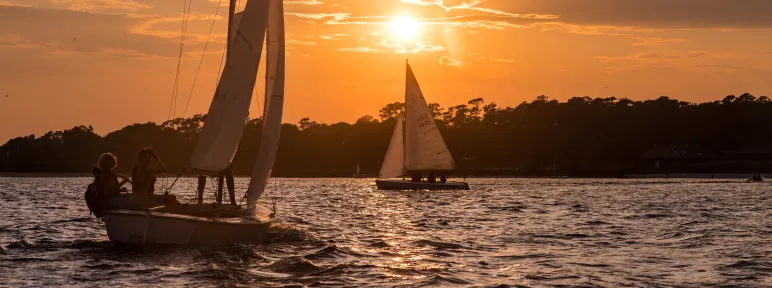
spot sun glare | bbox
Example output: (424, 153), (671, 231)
(389, 16), (420, 41)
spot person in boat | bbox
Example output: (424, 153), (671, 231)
(440, 175), (447, 183)
(132, 147), (178, 206)
(411, 173), (422, 182)
(222, 139), (241, 206)
(195, 114), (239, 205)
(427, 172), (436, 183)
(94, 153), (132, 210)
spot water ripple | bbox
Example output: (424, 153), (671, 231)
(1, 177), (771, 287)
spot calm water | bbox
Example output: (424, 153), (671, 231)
(1, 178), (771, 287)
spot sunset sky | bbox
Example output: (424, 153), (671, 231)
(1, 0), (772, 141)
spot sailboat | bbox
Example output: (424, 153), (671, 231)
(99, 0), (286, 246)
(352, 163), (364, 178)
(374, 62), (470, 190)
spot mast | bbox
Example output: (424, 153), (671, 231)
(403, 59), (408, 174)
(263, 7), (269, 119)
(227, 0), (237, 59)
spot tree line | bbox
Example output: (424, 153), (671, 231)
(2, 93), (772, 177)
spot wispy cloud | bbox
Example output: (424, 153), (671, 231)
(337, 47), (378, 53)
(0, 34), (163, 59)
(319, 33), (346, 40)
(289, 12), (349, 20)
(285, 0), (323, 4)
(287, 38), (317, 46)
(377, 39), (445, 54)
(591, 51), (772, 73)
(49, 0), (150, 12)
(399, 0), (521, 17)
(439, 55), (463, 66)
(632, 37), (687, 46)
(482, 56), (514, 63)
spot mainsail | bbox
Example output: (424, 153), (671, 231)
(378, 113), (406, 178)
(189, 0), (270, 173)
(228, 11), (243, 44)
(404, 63), (455, 171)
(246, 0), (285, 207)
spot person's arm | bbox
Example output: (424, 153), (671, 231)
(118, 175), (131, 186)
(151, 151), (167, 173)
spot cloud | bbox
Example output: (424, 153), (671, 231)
(319, 33), (346, 40)
(285, 0), (323, 4)
(399, 0), (521, 17)
(593, 51), (772, 74)
(439, 55), (463, 66)
(632, 37), (687, 46)
(129, 13), (225, 43)
(390, 0), (772, 42)
(472, 0), (772, 29)
(0, 5), (192, 58)
(324, 13), (554, 30)
(337, 47), (378, 53)
(0, 34), (164, 58)
(377, 39), (445, 54)
(289, 12), (349, 20)
(49, 0), (150, 12)
(287, 38), (318, 46)
(481, 56), (514, 63)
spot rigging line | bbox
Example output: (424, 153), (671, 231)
(168, 0), (191, 120)
(167, 0), (194, 121)
(213, 40), (227, 90)
(211, 0), (240, 99)
(182, 0), (224, 117)
(174, 0), (195, 119)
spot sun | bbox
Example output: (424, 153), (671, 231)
(389, 16), (420, 41)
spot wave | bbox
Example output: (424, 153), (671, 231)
(262, 256), (325, 275)
(413, 239), (464, 249)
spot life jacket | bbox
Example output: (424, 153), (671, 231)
(84, 182), (105, 218)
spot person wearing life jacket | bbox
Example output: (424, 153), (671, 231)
(94, 152), (133, 210)
(132, 147), (178, 206)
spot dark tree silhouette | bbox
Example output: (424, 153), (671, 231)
(3, 94), (772, 176)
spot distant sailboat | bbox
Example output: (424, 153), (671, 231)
(375, 62), (470, 190)
(352, 163), (363, 178)
(99, 0), (286, 246)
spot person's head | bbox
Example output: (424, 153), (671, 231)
(97, 153), (118, 171)
(137, 147), (154, 166)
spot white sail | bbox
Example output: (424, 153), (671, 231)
(246, 0), (285, 207)
(378, 114), (407, 178)
(356, 163), (361, 177)
(189, 0), (270, 173)
(404, 63), (456, 171)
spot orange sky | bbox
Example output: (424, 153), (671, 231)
(1, 0), (772, 141)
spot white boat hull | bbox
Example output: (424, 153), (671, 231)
(101, 207), (272, 246)
(375, 179), (470, 190)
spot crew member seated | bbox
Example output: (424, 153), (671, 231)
(132, 147), (178, 206)
(93, 153), (132, 210)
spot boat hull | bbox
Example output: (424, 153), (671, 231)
(101, 209), (271, 246)
(375, 179), (470, 190)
